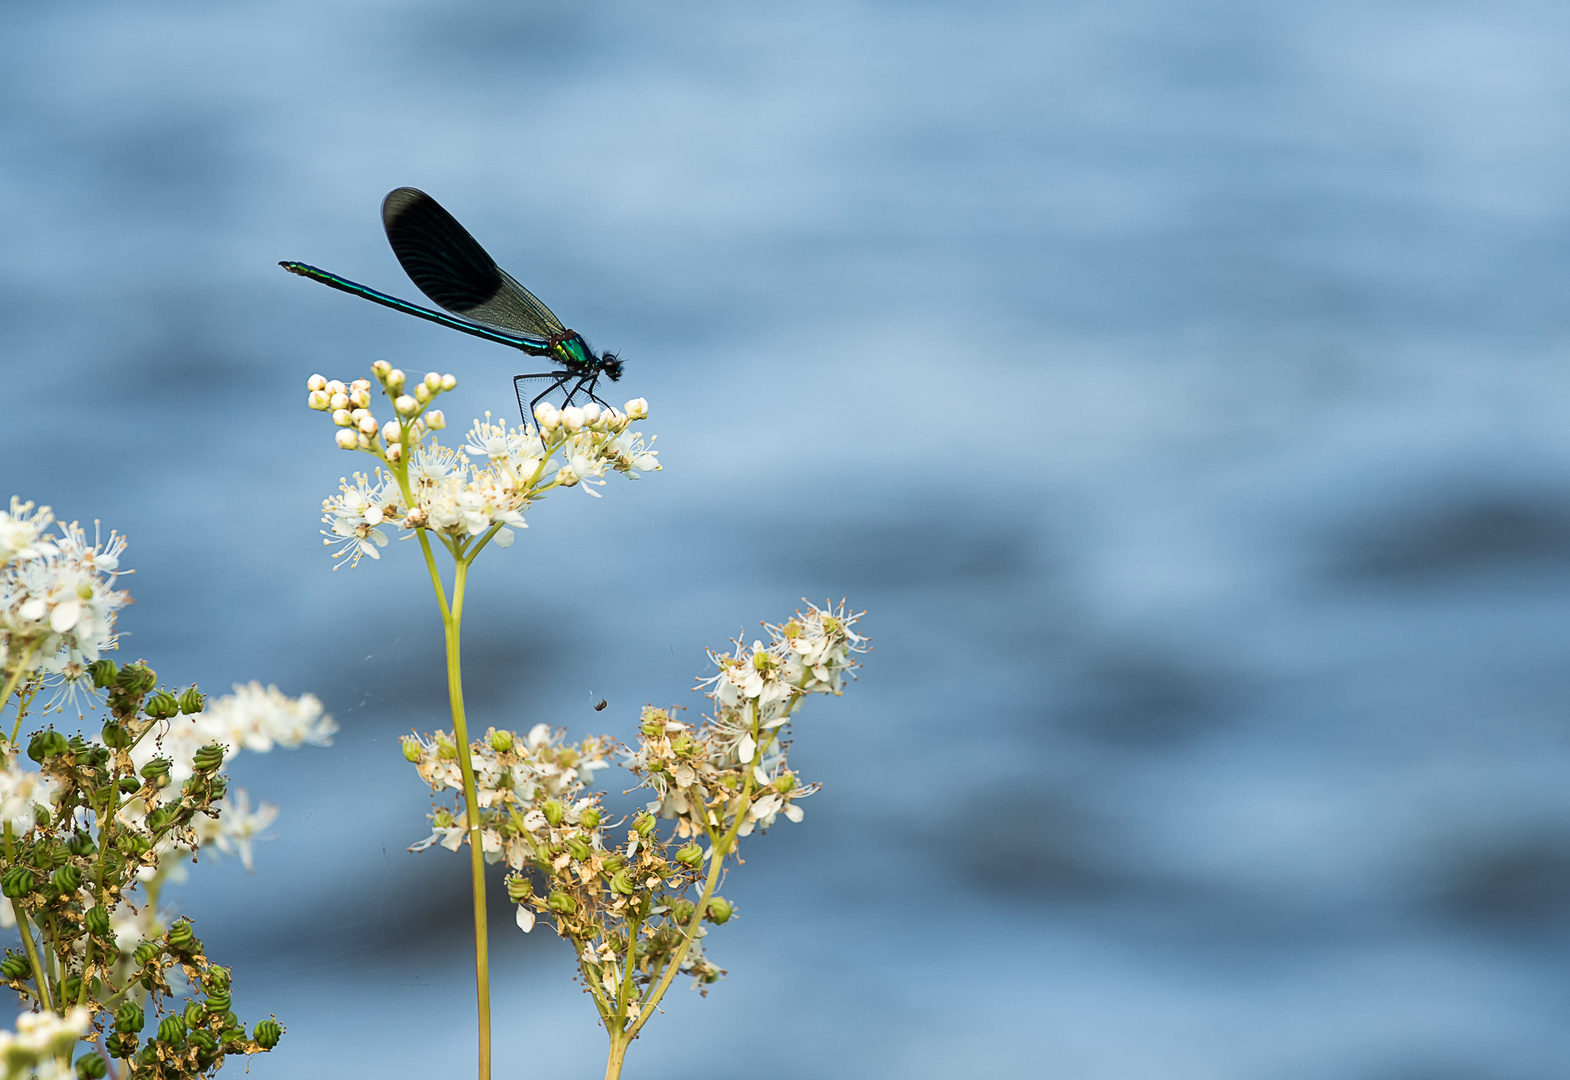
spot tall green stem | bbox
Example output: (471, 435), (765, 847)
(426, 537), (490, 1080)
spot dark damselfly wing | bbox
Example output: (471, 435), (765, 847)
(381, 187), (567, 341)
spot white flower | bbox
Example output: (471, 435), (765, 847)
(0, 499), (56, 569)
(0, 761), (56, 836)
(320, 472), (398, 567)
(201, 789), (279, 873)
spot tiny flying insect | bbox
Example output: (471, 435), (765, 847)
(594, 699), (608, 712)
(281, 187), (624, 425)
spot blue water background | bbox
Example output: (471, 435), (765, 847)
(3, 2), (1570, 1077)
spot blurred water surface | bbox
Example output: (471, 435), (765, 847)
(3, 2), (1570, 1077)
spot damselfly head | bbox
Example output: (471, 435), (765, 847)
(600, 352), (624, 382)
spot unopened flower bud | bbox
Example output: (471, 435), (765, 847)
(705, 897), (734, 924)
(506, 875), (534, 902)
(561, 405), (586, 431)
(578, 806), (601, 829)
(403, 507), (428, 528)
(307, 389), (330, 410)
(426, 409), (446, 430)
(674, 843), (703, 868)
(386, 444), (402, 462)
(534, 402), (560, 429)
(332, 408), (353, 427)
(543, 799), (565, 827)
(414, 383), (432, 404)
(401, 737), (422, 763)
(335, 429), (358, 450)
(488, 730), (514, 752)
(357, 414), (379, 435)
(371, 360), (391, 377)
(385, 368), (406, 391)
(581, 403), (601, 424)
(325, 379), (347, 395)
(357, 432), (372, 449)
(624, 397), (648, 419)
(328, 393), (349, 413)
(555, 466), (579, 488)
(307, 374), (327, 391)
(395, 394), (418, 417)
(382, 421), (403, 444)
(440, 373), (457, 390)
(349, 388), (371, 409)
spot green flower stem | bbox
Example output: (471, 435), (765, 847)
(3, 644), (41, 743)
(3, 822), (53, 1013)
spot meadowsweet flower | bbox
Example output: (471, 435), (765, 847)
(191, 789), (279, 872)
(0, 760), (56, 835)
(0, 499), (55, 569)
(131, 682), (336, 784)
(0, 1007), (91, 1079)
(321, 472), (401, 567)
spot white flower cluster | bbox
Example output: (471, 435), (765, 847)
(306, 367), (453, 459)
(630, 602), (867, 839)
(0, 760), (55, 837)
(404, 723), (612, 868)
(0, 500), (129, 709)
(119, 683), (334, 872)
(0, 1008), (90, 1080)
(319, 402), (658, 567)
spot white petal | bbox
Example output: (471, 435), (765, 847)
(516, 905), (535, 933)
(737, 734), (756, 763)
(50, 599), (82, 633)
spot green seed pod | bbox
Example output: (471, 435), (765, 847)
(116, 663), (144, 690)
(118, 776), (141, 795)
(166, 920), (194, 949)
(65, 832), (95, 857)
(205, 967), (231, 992)
(188, 1030), (217, 1055)
(601, 855), (625, 874)
(401, 738), (422, 763)
(74, 1052), (107, 1080)
(674, 843), (704, 868)
(105, 1032), (137, 1057)
(62, 977), (81, 1002)
(100, 721), (130, 749)
(183, 1001), (206, 1027)
(178, 686), (205, 714)
(546, 890), (577, 915)
(609, 870), (636, 896)
(670, 898), (695, 923)
(136, 1046), (159, 1068)
(145, 807), (174, 833)
(0, 955), (31, 979)
(115, 1001), (145, 1033)
(85, 906), (111, 936)
(578, 806), (601, 829)
(436, 738), (458, 761)
(157, 1014), (185, 1046)
(253, 1019), (283, 1050)
(542, 799), (564, 827)
(705, 897), (734, 924)
(32, 804), (50, 827)
(505, 876), (534, 903)
(1, 867), (34, 898)
(221, 1011), (239, 1029)
(50, 864), (81, 892)
(133, 941), (160, 966)
(209, 777), (228, 799)
(565, 835), (593, 861)
(144, 691), (179, 720)
(772, 773), (796, 793)
(489, 729), (514, 752)
(633, 813), (656, 836)
(40, 844), (69, 870)
(191, 743), (225, 771)
(119, 832), (150, 857)
(27, 730), (67, 763)
(140, 759), (171, 781)
(205, 988), (231, 1013)
(88, 659), (118, 688)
